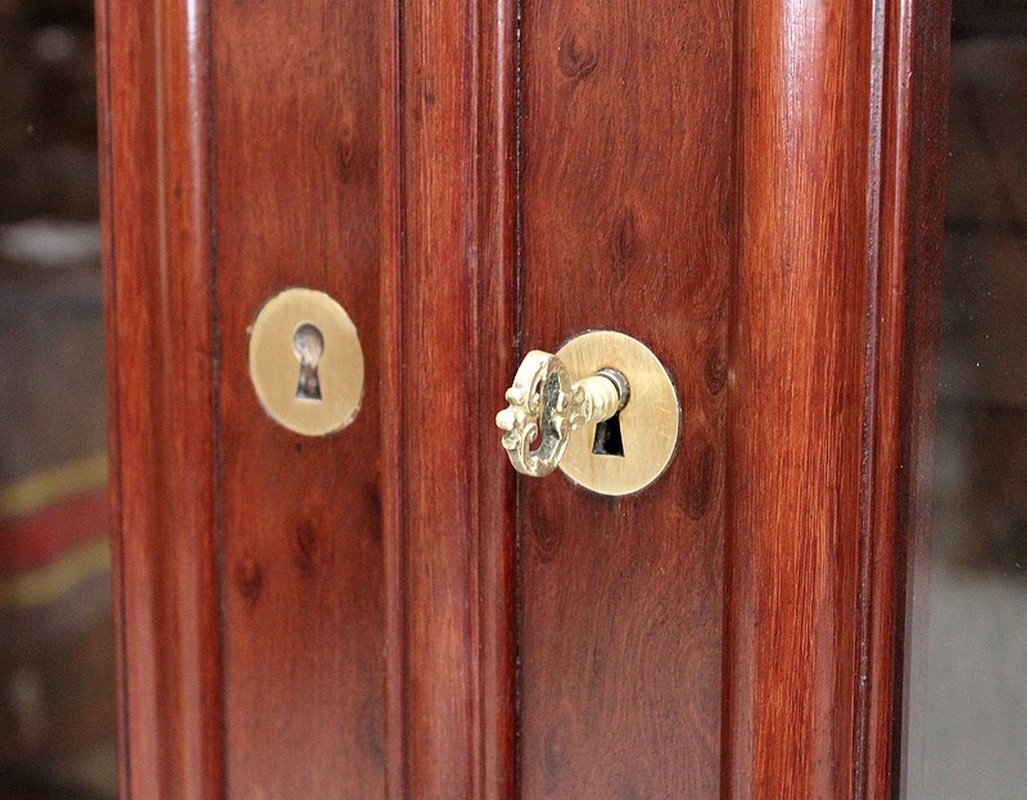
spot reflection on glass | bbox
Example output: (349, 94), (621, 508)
(919, 3), (1027, 798)
(0, 0), (115, 797)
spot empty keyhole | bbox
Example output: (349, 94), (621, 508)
(592, 412), (625, 457)
(293, 323), (324, 401)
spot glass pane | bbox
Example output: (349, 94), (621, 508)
(914, 3), (1027, 798)
(0, 0), (115, 796)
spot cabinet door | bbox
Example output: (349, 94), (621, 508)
(98, 0), (949, 797)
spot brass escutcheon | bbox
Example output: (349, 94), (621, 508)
(248, 288), (364, 436)
(496, 330), (680, 496)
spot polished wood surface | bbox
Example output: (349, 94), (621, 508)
(99, 0), (950, 796)
(210, 0), (386, 796)
(100, 0), (389, 796)
(98, 0), (222, 796)
(382, 1), (519, 794)
(385, 0), (480, 795)
(517, 0), (732, 795)
(727, 2), (875, 794)
(474, 1), (520, 796)
(726, 1), (950, 798)
(883, 2), (952, 797)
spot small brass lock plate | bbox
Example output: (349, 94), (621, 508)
(556, 330), (679, 496)
(248, 288), (364, 436)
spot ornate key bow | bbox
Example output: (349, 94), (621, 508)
(495, 350), (626, 477)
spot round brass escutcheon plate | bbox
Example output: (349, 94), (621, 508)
(248, 288), (364, 436)
(556, 330), (680, 496)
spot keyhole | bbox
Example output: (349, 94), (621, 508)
(293, 323), (324, 401)
(592, 412), (625, 457)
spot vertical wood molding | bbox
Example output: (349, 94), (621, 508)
(379, 0), (405, 795)
(380, 0), (405, 794)
(726, 2), (878, 797)
(726, 1), (951, 798)
(397, 0), (482, 787)
(98, 0), (223, 795)
(475, 0), (520, 796)
(398, 3), (481, 788)
(382, 0), (519, 796)
(875, 1), (951, 797)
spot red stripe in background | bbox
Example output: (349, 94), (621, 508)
(0, 490), (109, 575)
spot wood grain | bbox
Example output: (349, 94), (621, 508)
(726, 2), (877, 797)
(387, 0), (480, 794)
(210, 0), (386, 796)
(474, 0), (520, 796)
(381, 0), (521, 796)
(517, 1), (733, 796)
(102, 0), (521, 795)
(725, 1), (951, 798)
(879, 2), (951, 797)
(98, 0), (223, 796)
(99, 0), (951, 795)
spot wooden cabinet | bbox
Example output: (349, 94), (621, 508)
(97, 0), (951, 796)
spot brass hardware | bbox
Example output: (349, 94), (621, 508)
(495, 351), (627, 477)
(248, 288), (364, 436)
(496, 330), (679, 496)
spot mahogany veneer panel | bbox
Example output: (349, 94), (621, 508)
(518, 2), (733, 796)
(211, 2), (386, 796)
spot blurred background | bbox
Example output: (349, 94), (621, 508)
(0, 0), (115, 797)
(0, 0), (1024, 798)
(919, 1), (1027, 798)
